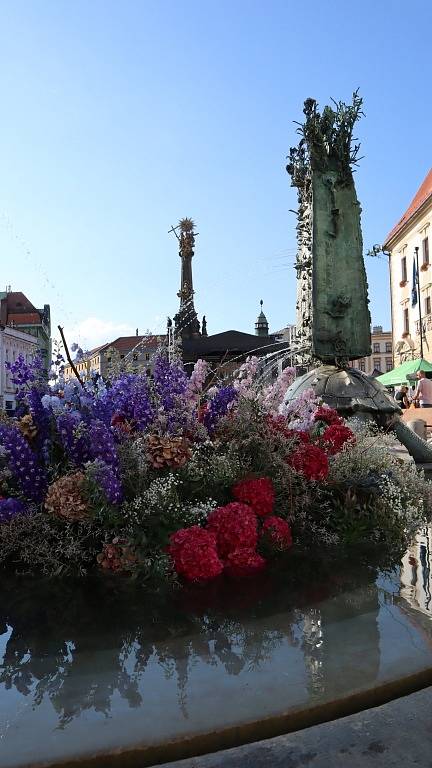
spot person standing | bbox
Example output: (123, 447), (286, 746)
(412, 370), (432, 408)
(395, 385), (410, 409)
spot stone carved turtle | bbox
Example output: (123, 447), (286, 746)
(282, 365), (432, 465)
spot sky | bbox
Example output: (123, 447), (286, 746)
(0, 0), (431, 350)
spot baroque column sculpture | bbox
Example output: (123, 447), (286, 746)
(173, 218), (201, 340)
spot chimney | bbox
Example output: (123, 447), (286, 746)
(136, 328), (139, 336)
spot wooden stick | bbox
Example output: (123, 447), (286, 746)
(57, 325), (84, 386)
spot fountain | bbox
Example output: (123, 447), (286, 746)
(283, 92), (432, 466)
(1, 95), (432, 768)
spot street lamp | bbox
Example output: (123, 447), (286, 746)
(414, 246), (424, 360)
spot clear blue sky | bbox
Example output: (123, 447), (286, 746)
(0, 0), (430, 349)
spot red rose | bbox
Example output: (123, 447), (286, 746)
(232, 477), (275, 517)
(288, 443), (329, 481)
(167, 526), (223, 582)
(207, 502), (258, 557)
(224, 547), (267, 578)
(321, 424), (355, 455)
(262, 516), (293, 551)
(314, 406), (342, 426)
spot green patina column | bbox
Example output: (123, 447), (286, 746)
(287, 92), (371, 366)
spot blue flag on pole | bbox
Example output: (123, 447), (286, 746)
(412, 257), (418, 307)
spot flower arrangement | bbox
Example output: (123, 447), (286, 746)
(0, 350), (429, 584)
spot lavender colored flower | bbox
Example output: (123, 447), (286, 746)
(204, 386), (238, 433)
(5, 353), (45, 390)
(0, 497), (28, 523)
(26, 387), (52, 456)
(103, 374), (154, 431)
(89, 419), (118, 468)
(56, 412), (91, 466)
(280, 387), (322, 431)
(86, 460), (123, 505)
(0, 425), (47, 502)
(153, 354), (188, 410)
(188, 359), (210, 398)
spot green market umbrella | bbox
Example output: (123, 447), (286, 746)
(376, 358), (432, 387)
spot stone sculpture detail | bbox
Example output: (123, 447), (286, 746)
(286, 91), (371, 366)
(284, 93), (432, 466)
(172, 218), (201, 339)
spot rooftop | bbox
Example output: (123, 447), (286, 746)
(384, 168), (432, 247)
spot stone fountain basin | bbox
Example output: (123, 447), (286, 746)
(1, 533), (432, 768)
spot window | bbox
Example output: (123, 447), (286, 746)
(403, 308), (409, 335)
(385, 342), (392, 353)
(133, 354), (138, 361)
(386, 358), (393, 372)
(426, 296), (431, 316)
(107, 356), (111, 363)
(359, 359), (365, 372)
(373, 342), (380, 353)
(146, 368), (151, 376)
(120, 354), (125, 359)
(373, 358), (381, 371)
(401, 256), (407, 283)
(145, 353), (150, 361)
(423, 236), (429, 265)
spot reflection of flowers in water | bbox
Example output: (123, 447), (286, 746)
(0, 549), (391, 727)
(0, 578), (291, 725)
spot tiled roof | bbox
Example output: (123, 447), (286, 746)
(384, 168), (432, 247)
(5, 292), (38, 313)
(182, 330), (285, 355)
(98, 335), (167, 354)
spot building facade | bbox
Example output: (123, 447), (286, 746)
(0, 289), (51, 373)
(383, 169), (432, 364)
(352, 326), (393, 376)
(0, 326), (38, 412)
(62, 334), (166, 381)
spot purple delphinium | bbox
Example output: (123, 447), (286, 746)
(88, 419), (118, 468)
(56, 412), (91, 467)
(26, 387), (52, 461)
(103, 374), (154, 431)
(204, 386), (238, 433)
(86, 460), (123, 505)
(0, 425), (47, 503)
(153, 354), (191, 433)
(5, 353), (46, 390)
(0, 498), (28, 523)
(153, 355), (188, 412)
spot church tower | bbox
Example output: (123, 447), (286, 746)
(255, 300), (269, 337)
(172, 218), (201, 340)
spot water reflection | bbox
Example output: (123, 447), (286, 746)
(401, 526), (432, 614)
(1, 535), (432, 765)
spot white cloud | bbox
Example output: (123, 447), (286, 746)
(58, 317), (136, 351)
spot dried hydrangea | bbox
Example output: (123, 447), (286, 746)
(45, 472), (89, 522)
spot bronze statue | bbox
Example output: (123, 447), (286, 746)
(287, 91), (370, 366)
